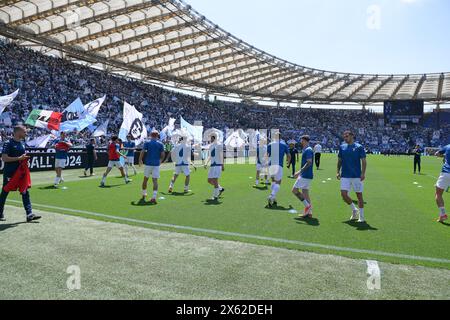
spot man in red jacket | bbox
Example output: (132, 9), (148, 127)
(3, 159), (31, 194)
(0, 125), (41, 222)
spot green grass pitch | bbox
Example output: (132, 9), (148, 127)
(7, 154), (450, 269)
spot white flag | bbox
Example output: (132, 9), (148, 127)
(26, 134), (52, 148)
(204, 128), (224, 143)
(225, 131), (245, 149)
(119, 102), (147, 146)
(84, 95), (106, 118)
(180, 116), (203, 143)
(0, 89), (19, 116)
(93, 120), (109, 137)
(160, 118), (176, 140)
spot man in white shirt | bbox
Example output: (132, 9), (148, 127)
(314, 143), (323, 170)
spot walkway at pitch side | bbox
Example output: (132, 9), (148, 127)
(0, 206), (449, 300)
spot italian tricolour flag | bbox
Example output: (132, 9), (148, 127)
(25, 109), (63, 131)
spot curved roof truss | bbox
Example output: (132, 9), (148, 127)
(0, 0), (449, 104)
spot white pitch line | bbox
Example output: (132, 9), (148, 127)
(6, 200), (450, 265)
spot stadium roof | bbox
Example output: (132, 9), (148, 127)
(0, 0), (449, 105)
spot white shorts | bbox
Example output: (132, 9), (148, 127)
(208, 166), (222, 179)
(175, 166), (190, 176)
(144, 166), (160, 179)
(294, 177), (312, 190)
(108, 160), (123, 169)
(341, 178), (364, 193)
(126, 156), (135, 164)
(55, 158), (67, 169)
(268, 165), (283, 181)
(436, 173), (450, 190)
(256, 163), (268, 172)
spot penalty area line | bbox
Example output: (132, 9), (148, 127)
(6, 200), (450, 265)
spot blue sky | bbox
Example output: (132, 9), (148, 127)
(186, 0), (450, 75)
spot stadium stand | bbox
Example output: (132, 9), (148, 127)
(0, 40), (448, 153)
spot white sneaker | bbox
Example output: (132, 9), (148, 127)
(358, 212), (366, 223)
(350, 210), (359, 221)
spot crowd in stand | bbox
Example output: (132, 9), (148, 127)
(0, 40), (448, 153)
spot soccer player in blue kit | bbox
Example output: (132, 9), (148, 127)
(123, 134), (137, 177)
(434, 144), (450, 223)
(292, 135), (314, 218)
(337, 131), (367, 223)
(139, 130), (165, 204)
(266, 132), (291, 207)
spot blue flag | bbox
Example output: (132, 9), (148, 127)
(60, 98), (97, 132)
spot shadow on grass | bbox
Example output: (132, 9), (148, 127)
(161, 192), (195, 197)
(131, 199), (157, 207)
(99, 184), (122, 189)
(352, 200), (368, 205)
(38, 186), (59, 190)
(0, 221), (38, 232)
(439, 221), (450, 227)
(203, 199), (222, 206)
(114, 176), (138, 179)
(295, 217), (320, 227)
(252, 185), (268, 191)
(343, 220), (378, 231)
(265, 204), (294, 212)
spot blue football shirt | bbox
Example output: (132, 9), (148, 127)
(1, 139), (25, 176)
(210, 143), (223, 167)
(175, 144), (191, 167)
(256, 144), (267, 165)
(301, 146), (314, 180)
(124, 141), (136, 157)
(338, 143), (366, 178)
(143, 139), (164, 166)
(438, 145), (450, 174)
(267, 141), (289, 167)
